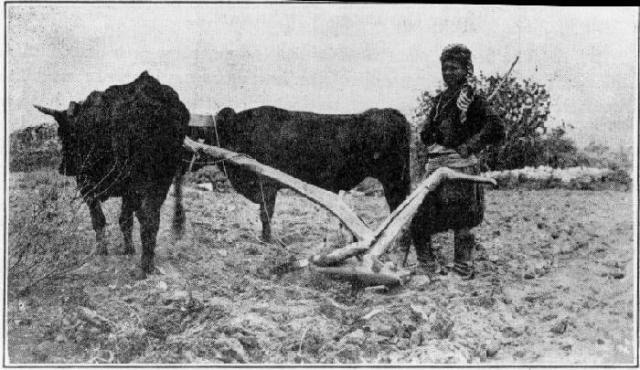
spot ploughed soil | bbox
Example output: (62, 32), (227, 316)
(5, 171), (636, 365)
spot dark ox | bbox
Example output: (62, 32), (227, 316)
(35, 72), (189, 278)
(187, 106), (411, 241)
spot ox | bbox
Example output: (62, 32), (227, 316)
(35, 71), (189, 278)
(187, 106), (411, 241)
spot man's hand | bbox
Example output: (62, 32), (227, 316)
(457, 144), (470, 158)
(456, 90), (472, 112)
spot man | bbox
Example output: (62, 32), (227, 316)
(410, 44), (504, 279)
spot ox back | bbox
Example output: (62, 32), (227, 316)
(188, 105), (411, 241)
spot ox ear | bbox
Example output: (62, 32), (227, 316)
(215, 107), (236, 124)
(67, 101), (80, 117)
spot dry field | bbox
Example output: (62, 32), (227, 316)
(5, 170), (637, 365)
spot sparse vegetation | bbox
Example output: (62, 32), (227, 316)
(9, 123), (61, 172)
(8, 171), (92, 296)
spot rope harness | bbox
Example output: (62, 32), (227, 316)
(186, 115), (282, 246)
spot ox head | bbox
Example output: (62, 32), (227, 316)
(214, 107), (236, 125)
(213, 107), (238, 145)
(34, 102), (81, 176)
(180, 108), (236, 175)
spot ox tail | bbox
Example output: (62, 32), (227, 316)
(172, 169), (186, 240)
(388, 109), (412, 197)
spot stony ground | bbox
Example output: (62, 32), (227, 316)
(5, 171), (636, 365)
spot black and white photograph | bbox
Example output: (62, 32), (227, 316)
(3, 3), (638, 366)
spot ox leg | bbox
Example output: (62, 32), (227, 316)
(119, 195), (139, 255)
(87, 199), (108, 255)
(453, 228), (475, 278)
(380, 177), (410, 213)
(257, 186), (278, 242)
(135, 192), (166, 277)
(381, 176), (412, 257)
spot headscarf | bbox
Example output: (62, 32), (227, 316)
(440, 44), (474, 76)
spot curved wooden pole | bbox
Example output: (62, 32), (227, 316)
(367, 167), (496, 257)
(184, 137), (374, 241)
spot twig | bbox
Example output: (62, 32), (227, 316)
(77, 306), (115, 330)
(298, 326), (310, 358)
(487, 56), (520, 102)
(362, 307), (385, 320)
(88, 350), (114, 364)
(15, 253), (95, 295)
(321, 296), (352, 311)
(109, 298), (144, 327)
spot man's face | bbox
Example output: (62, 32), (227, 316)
(442, 60), (467, 88)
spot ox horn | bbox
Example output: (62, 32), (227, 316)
(33, 105), (60, 117)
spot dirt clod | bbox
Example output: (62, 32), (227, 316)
(550, 318), (569, 335)
(335, 344), (361, 363)
(212, 336), (247, 363)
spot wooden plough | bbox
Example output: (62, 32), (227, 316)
(183, 137), (497, 289)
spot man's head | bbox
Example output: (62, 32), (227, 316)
(440, 44), (473, 89)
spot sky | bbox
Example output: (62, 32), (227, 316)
(4, 4), (638, 148)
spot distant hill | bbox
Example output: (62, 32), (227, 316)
(9, 123), (61, 172)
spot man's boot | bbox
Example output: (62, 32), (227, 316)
(453, 228), (475, 279)
(415, 237), (446, 278)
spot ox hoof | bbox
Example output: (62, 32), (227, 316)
(95, 246), (108, 256)
(139, 255), (155, 276)
(119, 245), (136, 255)
(132, 268), (148, 280)
(260, 234), (271, 243)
